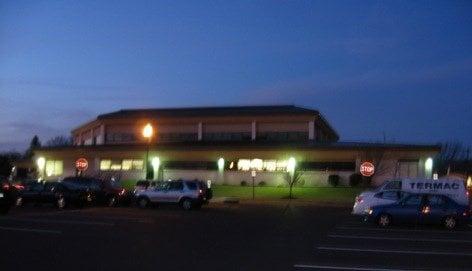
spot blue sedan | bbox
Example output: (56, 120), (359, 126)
(365, 193), (470, 229)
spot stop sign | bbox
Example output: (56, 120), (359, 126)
(360, 162), (375, 177)
(75, 158), (88, 171)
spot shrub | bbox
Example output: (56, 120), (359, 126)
(328, 174), (340, 187)
(240, 180), (247, 186)
(296, 178), (305, 187)
(349, 173), (363, 187)
(258, 181), (266, 186)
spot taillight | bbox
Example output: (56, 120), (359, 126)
(2, 183), (10, 190)
(13, 184), (24, 190)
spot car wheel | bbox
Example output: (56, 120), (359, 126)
(57, 197), (66, 209)
(107, 196), (117, 207)
(377, 214), (391, 227)
(444, 216), (457, 230)
(15, 197), (23, 207)
(137, 197), (150, 209)
(181, 198), (193, 211)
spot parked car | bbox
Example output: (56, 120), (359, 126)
(16, 181), (91, 209)
(352, 190), (407, 215)
(353, 178), (469, 215)
(62, 177), (131, 206)
(134, 180), (160, 194)
(0, 180), (14, 214)
(135, 180), (212, 210)
(364, 193), (470, 229)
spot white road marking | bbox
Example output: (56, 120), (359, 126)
(294, 264), (420, 271)
(0, 217), (114, 226)
(0, 226), (61, 234)
(317, 246), (472, 257)
(328, 234), (472, 243)
(335, 226), (470, 234)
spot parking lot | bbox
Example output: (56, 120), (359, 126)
(1, 202), (471, 271)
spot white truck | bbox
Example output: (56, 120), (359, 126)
(352, 178), (469, 215)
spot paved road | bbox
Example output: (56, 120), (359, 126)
(0, 202), (471, 271)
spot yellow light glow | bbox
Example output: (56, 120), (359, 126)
(152, 157), (160, 170)
(250, 159), (263, 171)
(218, 158), (225, 171)
(37, 157), (46, 170)
(467, 176), (472, 188)
(142, 123), (154, 139)
(237, 159), (251, 171)
(287, 157), (296, 174)
(425, 158), (433, 171)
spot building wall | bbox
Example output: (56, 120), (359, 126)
(33, 147), (437, 187)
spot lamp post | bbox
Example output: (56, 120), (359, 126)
(142, 123), (154, 180)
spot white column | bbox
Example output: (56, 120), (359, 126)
(251, 121), (256, 141)
(308, 121), (315, 140)
(198, 122), (203, 141)
(98, 125), (106, 145)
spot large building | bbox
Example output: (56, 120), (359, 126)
(34, 105), (439, 186)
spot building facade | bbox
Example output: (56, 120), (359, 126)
(34, 105), (439, 186)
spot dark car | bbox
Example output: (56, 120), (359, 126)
(16, 181), (91, 209)
(62, 177), (130, 207)
(0, 180), (14, 214)
(365, 193), (470, 229)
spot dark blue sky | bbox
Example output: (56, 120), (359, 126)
(1, 1), (471, 151)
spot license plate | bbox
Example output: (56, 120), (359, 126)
(0, 193), (3, 198)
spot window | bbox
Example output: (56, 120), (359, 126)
(384, 181), (402, 190)
(168, 182), (183, 191)
(427, 195), (447, 206)
(382, 191), (401, 201)
(186, 182), (197, 190)
(100, 159), (144, 171)
(100, 160), (111, 170)
(404, 195), (422, 206)
(45, 160), (63, 176)
(397, 160), (419, 178)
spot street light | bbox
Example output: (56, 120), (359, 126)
(142, 123), (154, 180)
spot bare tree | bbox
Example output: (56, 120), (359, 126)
(285, 170), (302, 199)
(46, 136), (72, 147)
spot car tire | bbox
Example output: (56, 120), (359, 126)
(444, 216), (457, 230)
(57, 196), (66, 209)
(377, 213), (391, 227)
(181, 198), (193, 211)
(137, 197), (150, 209)
(107, 196), (117, 207)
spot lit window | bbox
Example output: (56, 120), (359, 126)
(276, 160), (288, 171)
(250, 159), (263, 170)
(263, 160), (277, 171)
(237, 159), (251, 171)
(122, 159), (133, 170)
(132, 160), (144, 170)
(45, 160), (63, 176)
(110, 161), (122, 171)
(100, 160), (111, 170)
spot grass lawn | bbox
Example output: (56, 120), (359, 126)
(212, 185), (364, 203)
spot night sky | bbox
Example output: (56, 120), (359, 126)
(1, 1), (471, 151)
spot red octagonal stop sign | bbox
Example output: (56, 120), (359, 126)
(360, 162), (375, 177)
(75, 158), (88, 171)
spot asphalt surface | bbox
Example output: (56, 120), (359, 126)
(0, 202), (471, 271)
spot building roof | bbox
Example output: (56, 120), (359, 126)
(97, 105), (319, 119)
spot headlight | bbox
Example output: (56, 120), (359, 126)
(365, 208), (373, 215)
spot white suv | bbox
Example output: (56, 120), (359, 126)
(135, 180), (212, 210)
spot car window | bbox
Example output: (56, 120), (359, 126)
(427, 195), (447, 206)
(384, 181), (401, 190)
(382, 191), (401, 200)
(168, 182), (183, 191)
(25, 183), (42, 192)
(403, 194), (422, 206)
(186, 182), (197, 190)
(43, 182), (57, 192)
